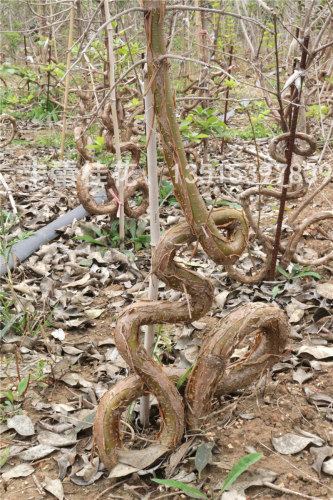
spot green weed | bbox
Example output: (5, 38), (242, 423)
(152, 452), (263, 498)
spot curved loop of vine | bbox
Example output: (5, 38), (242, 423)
(93, 2), (289, 471)
(94, 220), (289, 470)
(269, 132), (317, 164)
(0, 115), (17, 148)
(226, 130), (332, 283)
(76, 161), (149, 218)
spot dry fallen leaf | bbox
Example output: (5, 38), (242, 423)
(272, 432), (324, 454)
(7, 415), (35, 436)
(44, 476), (64, 500)
(292, 367), (313, 385)
(38, 429), (77, 447)
(316, 282), (333, 300)
(310, 446), (333, 477)
(298, 345), (333, 360)
(2, 463), (34, 481)
(18, 444), (56, 461)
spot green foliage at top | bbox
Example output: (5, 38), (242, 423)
(0, 62), (62, 121)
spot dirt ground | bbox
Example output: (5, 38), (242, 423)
(1, 122), (333, 500)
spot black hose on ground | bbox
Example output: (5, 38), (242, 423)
(0, 192), (107, 278)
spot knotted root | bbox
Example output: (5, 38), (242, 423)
(280, 211), (333, 268)
(74, 126), (93, 163)
(225, 176), (332, 282)
(0, 114), (17, 148)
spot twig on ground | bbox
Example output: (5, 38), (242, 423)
(0, 173), (17, 214)
(263, 481), (324, 500)
(95, 479), (127, 500)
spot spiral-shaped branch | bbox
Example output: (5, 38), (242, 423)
(269, 132), (317, 164)
(76, 161), (148, 217)
(94, 222), (288, 469)
(93, 1), (290, 473)
(0, 115), (17, 148)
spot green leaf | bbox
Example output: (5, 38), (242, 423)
(272, 285), (280, 299)
(220, 452), (263, 492)
(292, 271), (322, 280)
(129, 218), (137, 239)
(120, 249), (135, 260)
(0, 448), (10, 467)
(151, 479), (207, 499)
(75, 411), (95, 431)
(17, 376), (29, 398)
(176, 365), (193, 389)
(195, 442), (214, 477)
(1, 390), (14, 404)
(74, 235), (105, 246)
(216, 200), (242, 210)
(0, 313), (23, 340)
(276, 265), (290, 279)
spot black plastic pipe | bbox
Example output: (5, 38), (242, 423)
(0, 192), (107, 278)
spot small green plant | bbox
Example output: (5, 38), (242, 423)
(159, 180), (178, 206)
(238, 109), (279, 139)
(152, 324), (174, 363)
(36, 130), (75, 150)
(180, 106), (228, 144)
(0, 208), (34, 261)
(306, 104), (330, 121)
(0, 389), (21, 421)
(152, 452), (263, 498)
(0, 291), (55, 339)
(127, 219), (151, 251)
(272, 264), (322, 298)
(86, 135), (105, 154)
(277, 263), (321, 281)
(0, 358), (50, 421)
(75, 218), (151, 251)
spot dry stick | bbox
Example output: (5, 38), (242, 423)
(318, 117), (333, 164)
(95, 479), (127, 500)
(269, 35), (310, 280)
(49, 0), (58, 61)
(258, 441), (333, 493)
(0, 173), (17, 214)
(104, 0), (125, 247)
(46, 31), (52, 113)
(140, 77), (160, 427)
(289, 173), (333, 224)
(220, 45), (233, 155)
(263, 482), (324, 500)
(273, 15), (288, 132)
(59, 0), (75, 160)
(245, 108), (261, 243)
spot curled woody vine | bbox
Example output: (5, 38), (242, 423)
(91, 1), (297, 470)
